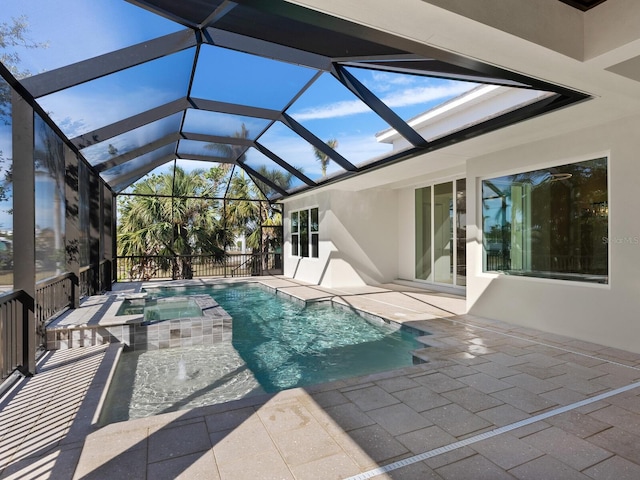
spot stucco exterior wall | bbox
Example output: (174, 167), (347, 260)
(282, 187), (398, 288)
(466, 113), (640, 353)
(281, 112), (640, 353)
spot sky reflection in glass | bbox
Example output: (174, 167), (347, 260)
(192, 45), (317, 110)
(344, 66), (478, 122)
(81, 113), (183, 166)
(182, 109), (271, 140)
(37, 49), (196, 138)
(288, 72), (392, 167)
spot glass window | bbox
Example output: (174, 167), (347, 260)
(291, 211), (299, 257)
(34, 114), (66, 280)
(173, 160), (234, 199)
(310, 207), (319, 258)
(482, 157), (608, 283)
(434, 182), (453, 284)
(456, 179), (467, 286)
(416, 181), (465, 286)
(100, 143), (177, 185)
(103, 185), (113, 260)
(291, 207), (318, 258)
(178, 139), (247, 161)
(242, 148), (304, 196)
(415, 186), (431, 280)
(300, 209), (309, 258)
(2, 0), (183, 73)
(116, 162), (174, 194)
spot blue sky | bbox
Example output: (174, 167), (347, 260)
(1, 0), (478, 194)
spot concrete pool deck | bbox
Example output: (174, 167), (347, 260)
(1, 277), (640, 479)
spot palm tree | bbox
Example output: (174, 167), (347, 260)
(313, 139), (338, 177)
(225, 170), (263, 249)
(117, 167), (228, 279)
(204, 123), (250, 164)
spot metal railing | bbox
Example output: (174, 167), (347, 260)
(0, 266), (116, 380)
(485, 252), (608, 275)
(35, 273), (75, 343)
(0, 290), (30, 379)
(79, 265), (93, 299)
(485, 253), (511, 271)
(79, 260), (113, 298)
(116, 252), (283, 281)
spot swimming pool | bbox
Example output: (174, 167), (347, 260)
(100, 283), (422, 423)
(116, 296), (203, 322)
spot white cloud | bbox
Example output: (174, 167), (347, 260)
(292, 99), (370, 121)
(382, 82), (475, 108)
(368, 71), (416, 92)
(291, 80), (476, 122)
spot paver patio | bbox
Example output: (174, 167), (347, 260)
(1, 277), (639, 479)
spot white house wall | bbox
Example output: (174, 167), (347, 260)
(467, 113), (640, 354)
(284, 0), (640, 353)
(397, 188), (416, 282)
(283, 188), (398, 288)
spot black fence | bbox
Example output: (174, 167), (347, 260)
(115, 253), (283, 281)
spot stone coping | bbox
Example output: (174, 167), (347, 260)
(44, 276), (466, 353)
(45, 292), (232, 351)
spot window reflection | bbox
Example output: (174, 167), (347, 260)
(0, 78), (13, 287)
(34, 114), (66, 280)
(81, 113), (183, 166)
(291, 211), (299, 257)
(415, 186), (431, 281)
(456, 179), (466, 286)
(300, 209), (309, 258)
(290, 208), (318, 258)
(38, 49), (196, 138)
(79, 159), (91, 266)
(434, 182), (453, 284)
(243, 148), (303, 197)
(482, 157), (608, 283)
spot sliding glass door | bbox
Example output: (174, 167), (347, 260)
(415, 179), (466, 287)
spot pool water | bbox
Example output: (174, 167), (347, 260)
(143, 298), (203, 322)
(101, 283), (422, 422)
(152, 284), (422, 392)
(115, 297), (203, 322)
(100, 343), (264, 424)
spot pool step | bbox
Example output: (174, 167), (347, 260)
(412, 335), (460, 364)
(412, 347), (431, 364)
